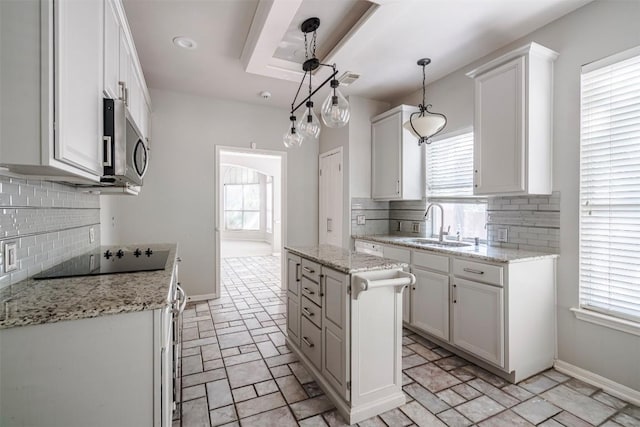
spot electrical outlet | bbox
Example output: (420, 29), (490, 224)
(89, 227), (95, 244)
(412, 222), (421, 233)
(356, 215), (366, 225)
(4, 241), (18, 272)
(497, 228), (508, 242)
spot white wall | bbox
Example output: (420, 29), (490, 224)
(391, 0), (640, 391)
(101, 89), (318, 297)
(319, 96), (389, 248)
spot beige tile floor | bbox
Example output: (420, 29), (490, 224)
(177, 256), (640, 427)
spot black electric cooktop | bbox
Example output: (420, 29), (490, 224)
(33, 247), (170, 280)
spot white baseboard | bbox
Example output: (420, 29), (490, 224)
(554, 360), (640, 406)
(187, 293), (217, 302)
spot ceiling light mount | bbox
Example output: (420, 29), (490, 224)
(283, 17), (351, 148)
(403, 57), (447, 145)
(172, 36), (197, 50)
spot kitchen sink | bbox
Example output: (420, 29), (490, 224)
(402, 238), (473, 248)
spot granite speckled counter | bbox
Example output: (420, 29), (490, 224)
(0, 243), (177, 330)
(353, 235), (558, 263)
(285, 244), (407, 273)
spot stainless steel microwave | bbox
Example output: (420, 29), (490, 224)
(102, 98), (148, 186)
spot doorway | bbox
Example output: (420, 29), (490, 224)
(214, 146), (287, 297)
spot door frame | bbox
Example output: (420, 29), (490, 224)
(319, 147), (344, 247)
(214, 145), (288, 297)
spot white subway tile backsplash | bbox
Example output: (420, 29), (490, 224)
(0, 175), (100, 289)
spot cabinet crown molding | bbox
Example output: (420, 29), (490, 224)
(465, 42), (559, 79)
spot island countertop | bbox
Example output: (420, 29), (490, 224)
(0, 243), (177, 330)
(285, 244), (408, 274)
(353, 235), (558, 263)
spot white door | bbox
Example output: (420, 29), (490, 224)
(319, 150), (343, 247)
(410, 267), (449, 340)
(452, 278), (504, 367)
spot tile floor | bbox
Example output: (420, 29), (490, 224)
(178, 256), (640, 427)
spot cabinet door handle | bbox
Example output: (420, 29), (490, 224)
(302, 336), (315, 348)
(296, 263), (301, 281)
(319, 274), (325, 297)
(453, 284), (457, 303)
(118, 81), (126, 101)
(302, 307), (314, 317)
(303, 287), (315, 295)
(303, 266), (315, 274)
(396, 180), (400, 194)
(463, 268), (484, 275)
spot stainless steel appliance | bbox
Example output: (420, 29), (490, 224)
(102, 98), (148, 186)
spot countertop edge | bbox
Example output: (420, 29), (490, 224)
(285, 245), (408, 274)
(352, 235), (559, 263)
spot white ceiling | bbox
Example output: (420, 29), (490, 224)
(123, 0), (592, 110)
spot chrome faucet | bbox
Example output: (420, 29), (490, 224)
(424, 203), (449, 242)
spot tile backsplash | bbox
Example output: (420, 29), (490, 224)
(0, 175), (100, 289)
(486, 191), (560, 252)
(352, 192), (560, 253)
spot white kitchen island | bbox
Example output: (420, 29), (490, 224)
(285, 244), (414, 424)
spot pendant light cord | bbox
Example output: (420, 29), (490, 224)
(421, 62), (427, 114)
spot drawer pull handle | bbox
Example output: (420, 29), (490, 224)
(463, 268), (484, 275)
(296, 263), (301, 281)
(302, 337), (314, 348)
(302, 307), (314, 316)
(303, 287), (315, 295)
(303, 266), (315, 274)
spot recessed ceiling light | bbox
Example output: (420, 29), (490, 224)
(172, 36), (197, 50)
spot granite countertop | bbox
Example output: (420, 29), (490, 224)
(353, 235), (558, 263)
(0, 243), (177, 330)
(285, 244), (408, 274)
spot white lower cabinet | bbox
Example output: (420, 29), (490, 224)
(322, 268), (350, 401)
(286, 253), (301, 347)
(411, 267), (449, 341)
(451, 278), (504, 367)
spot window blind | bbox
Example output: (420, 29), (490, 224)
(426, 131), (474, 197)
(579, 46), (640, 322)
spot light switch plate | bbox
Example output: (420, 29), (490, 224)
(412, 222), (421, 233)
(4, 241), (18, 272)
(356, 215), (366, 225)
(497, 228), (508, 242)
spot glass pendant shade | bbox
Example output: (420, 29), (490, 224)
(403, 113), (446, 141)
(283, 116), (303, 148)
(321, 87), (350, 128)
(297, 104), (321, 140)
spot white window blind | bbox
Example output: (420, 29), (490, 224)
(427, 131), (474, 197)
(579, 46), (640, 323)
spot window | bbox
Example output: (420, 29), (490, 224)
(223, 167), (261, 231)
(426, 130), (487, 240)
(579, 46), (640, 323)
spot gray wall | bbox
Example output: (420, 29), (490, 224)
(0, 175), (100, 289)
(101, 89), (318, 297)
(391, 0), (640, 391)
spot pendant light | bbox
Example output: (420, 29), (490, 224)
(321, 67), (350, 128)
(283, 114), (303, 148)
(282, 17), (351, 147)
(403, 58), (447, 145)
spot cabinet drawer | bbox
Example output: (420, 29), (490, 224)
(301, 296), (322, 328)
(301, 276), (322, 307)
(383, 245), (410, 263)
(301, 259), (321, 282)
(453, 259), (503, 286)
(413, 250), (449, 273)
(301, 316), (322, 370)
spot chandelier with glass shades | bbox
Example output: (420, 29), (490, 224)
(403, 58), (447, 145)
(283, 17), (350, 148)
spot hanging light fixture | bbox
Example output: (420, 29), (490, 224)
(283, 17), (350, 148)
(403, 58), (447, 145)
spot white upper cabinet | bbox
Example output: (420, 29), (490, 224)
(371, 105), (423, 200)
(0, 0), (151, 182)
(54, 0), (104, 176)
(467, 43), (558, 196)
